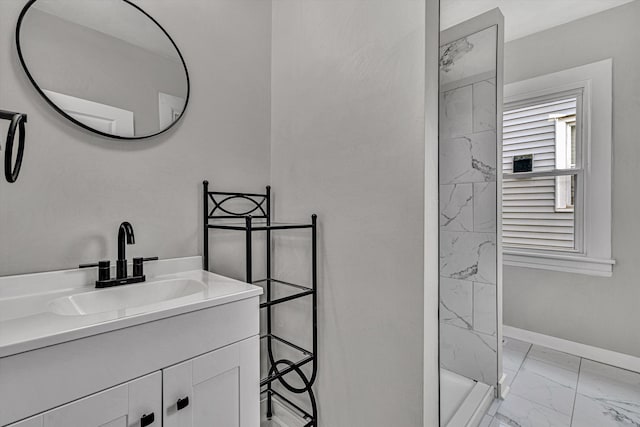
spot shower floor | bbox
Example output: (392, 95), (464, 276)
(441, 369), (494, 427)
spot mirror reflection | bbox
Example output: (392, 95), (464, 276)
(17, 0), (189, 139)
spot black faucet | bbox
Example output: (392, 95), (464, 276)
(116, 221), (135, 279)
(79, 221), (157, 288)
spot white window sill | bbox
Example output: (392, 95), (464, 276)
(503, 250), (615, 277)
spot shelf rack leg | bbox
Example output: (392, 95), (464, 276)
(203, 180), (209, 271)
(311, 214), (318, 386)
(245, 216), (253, 283)
(265, 186), (274, 418)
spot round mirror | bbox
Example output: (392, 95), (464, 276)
(16, 0), (190, 140)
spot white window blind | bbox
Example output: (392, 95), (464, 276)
(502, 96), (580, 251)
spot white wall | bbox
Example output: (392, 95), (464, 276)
(503, 1), (640, 357)
(270, 1), (429, 425)
(0, 0), (272, 277)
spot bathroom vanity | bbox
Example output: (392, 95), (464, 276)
(0, 257), (262, 427)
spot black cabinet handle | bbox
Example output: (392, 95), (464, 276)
(177, 396), (189, 411)
(141, 412), (155, 426)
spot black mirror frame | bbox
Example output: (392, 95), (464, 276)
(15, 0), (191, 140)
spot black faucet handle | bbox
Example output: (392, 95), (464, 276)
(133, 257), (158, 277)
(79, 263), (99, 269)
(79, 260), (110, 269)
(79, 260), (111, 282)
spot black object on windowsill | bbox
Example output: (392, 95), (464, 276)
(513, 154), (534, 173)
(0, 109), (27, 183)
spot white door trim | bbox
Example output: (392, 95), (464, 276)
(43, 90), (134, 137)
(158, 92), (186, 130)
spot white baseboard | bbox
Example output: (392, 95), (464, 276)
(260, 396), (307, 427)
(503, 325), (640, 374)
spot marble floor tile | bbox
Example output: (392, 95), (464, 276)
(504, 337), (533, 354)
(440, 183), (474, 232)
(503, 337), (531, 372)
(572, 392), (640, 426)
(495, 393), (572, 427)
(577, 360), (640, 400)
(509, 357), (578, 416)
(503, 368), (518, 388)
(482, 339), (640, 427)
(528, 346), (581, 373)
(573, 359), (640, 426)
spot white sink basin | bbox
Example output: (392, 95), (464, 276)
(48, 278), (207, 316)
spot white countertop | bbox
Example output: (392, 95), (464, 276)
(0, 257), (262, 358)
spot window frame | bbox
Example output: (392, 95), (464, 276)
(502, 59), (615, 277)
(554, 114), (577, 212)
(503, 89), (585, 254)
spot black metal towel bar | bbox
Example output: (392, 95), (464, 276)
(0, 109), (27, 183)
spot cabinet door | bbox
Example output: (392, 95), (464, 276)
(163, 336), (259, 427)
(41, 372), (160, 427)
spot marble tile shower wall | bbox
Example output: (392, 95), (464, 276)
(439, 76), (498, 386)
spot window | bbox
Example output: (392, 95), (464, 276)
(503, 94), (582, 252)
(502, 60), (614, 277)
(554, 114), (576, 212)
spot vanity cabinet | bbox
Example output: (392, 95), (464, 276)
(5, 337), (259, 427)
(163, 337), (259, 427)
(0, 264), (262, 427)
(7, 372), (161, 427)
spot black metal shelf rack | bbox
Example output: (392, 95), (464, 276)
(202, 181), (318, 426)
